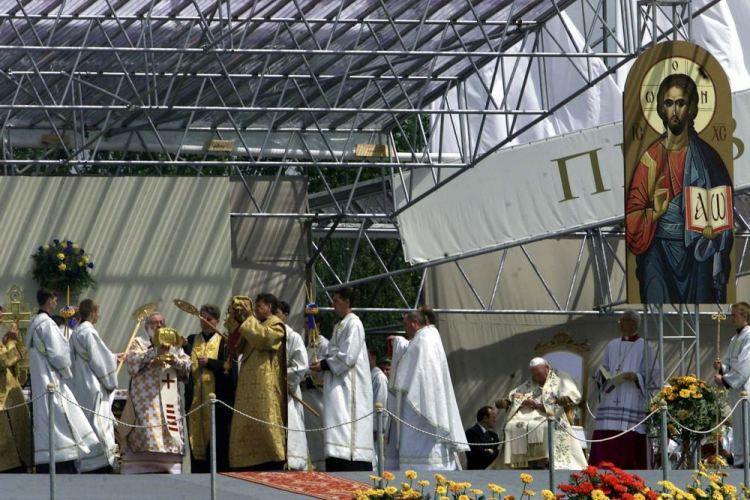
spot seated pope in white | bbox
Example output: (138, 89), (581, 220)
(491, 357), (587, 470)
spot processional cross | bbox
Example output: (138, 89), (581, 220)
(2, 285), (31, 384)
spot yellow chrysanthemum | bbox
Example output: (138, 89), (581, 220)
(471, 490), (484, 496)
(660, 481), (678, 490)
(661, 495), (674, 499)
(72, 243), (79, 251)
(710, 483), (721, 491)
(679, 389), (691, 398)
(59, 263), (66, 271)
(451, 484), (464, 492)
(405, 470), (418, 480)
(635, 494), (646, 500)
(436, 486), (447, 495)
(383, 472), (395, 481)
(77, 260), (84, 267)
(708, 474), (720, 482)
(525, 491), (537, 497)
(369, 475), (381, 482)
(384, 486), (397, 495)
(418, 480), (429, 487)
(542, 490), (556, 500)
(725, 485), (737, 495)
(83, 255), (89, 263)
(713, 492), (723, 500)
(57, 252), (65, 260)
(401, 483), (411, 492)
(459, 496), (470, 500)
(490, 485), (507, 494)
(505, 496), (517, 500)
(43, 244), (50, 251)
(356, 496), (368, 500)
(403, 492), (421, 500)
(520, 473), (534, 484)
(434, 473), (446, 485)
(461, 483), (473, 489)
(439, 497), (451, 500)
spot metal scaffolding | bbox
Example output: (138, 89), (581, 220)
(0, 0), (731, 330)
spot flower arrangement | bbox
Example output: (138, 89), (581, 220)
(646, 375), (727, 468)
(661, 457), (745, 500)
(353, 471), (521, 500)
(557, 462), (659, 500)
(31, 239), (96, 295)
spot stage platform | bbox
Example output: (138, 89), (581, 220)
(1, 469), (745, 500)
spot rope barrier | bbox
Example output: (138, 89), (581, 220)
(383, 408), (546, 447)
(4, 386), (741, 449)
(559, 409), (659, 443)
(666, 398), (742, 435)
(216, 399), (374, 432)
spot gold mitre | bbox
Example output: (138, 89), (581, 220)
(224, 295), (253, 332)
(152, 327), (182, 349)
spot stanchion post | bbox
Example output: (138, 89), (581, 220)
(209, 393), (217, 500)
(547, 412), (555, 490)
(660, 399), (669, 482)
(375, 403), (384, 488)
(47, 383), (56, 500)
(742, 391), (749, 488)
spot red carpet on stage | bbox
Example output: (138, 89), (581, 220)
(221, 471), (371, 500)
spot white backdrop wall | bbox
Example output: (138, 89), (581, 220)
(0, 177), (232, 386)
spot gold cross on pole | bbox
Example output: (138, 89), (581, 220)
(2, 285), (31, 385)
(712, 311), (727, 464)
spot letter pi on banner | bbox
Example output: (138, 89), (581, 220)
(624, 41), (734, 305)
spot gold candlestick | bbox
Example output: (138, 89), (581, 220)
(712, 311), (727, 464)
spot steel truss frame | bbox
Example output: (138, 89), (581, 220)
(0, 0), (733, 341)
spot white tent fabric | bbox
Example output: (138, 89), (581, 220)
(400, 1), (750, 265)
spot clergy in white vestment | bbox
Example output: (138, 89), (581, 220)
(714, 302), (750, 468)
(309, 287), (373, 472)
(589, 309), (660, 469)
(384, 309), (469, 471)
(69, 299), (119, 473)
(490, 357), (587, 470)
(120, 313), (191, 474)
(368, 345), (389, 468)
(302, 326), (328, 471)
(277, 301), (309, 471)
(26, 288), (98, 473)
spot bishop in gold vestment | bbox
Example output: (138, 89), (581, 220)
(0, 322), (29, 472)
(228, 294), (287, 470)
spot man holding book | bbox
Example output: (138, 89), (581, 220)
(589, 309), (660, 469)
(625, 73), (733, 304)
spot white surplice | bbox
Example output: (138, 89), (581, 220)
(385, 325), (469, 471)
(302, 335), (328, 470)
(371, 366), (389, 468)
(286, 325), (309, 470)
(321, 313), (374, 463)
(26, 312), (98, 465)
(594, 334), (660, 434)
(721, 325), (750, 467)
(70, 321), (118, 471)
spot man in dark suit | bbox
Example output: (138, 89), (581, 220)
(464, 406), (499, 469)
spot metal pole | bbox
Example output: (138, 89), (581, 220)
(660, 400), (669, 482)
(209, 393), (217, 500)
(547, 412), (555, 490)
(644, 304), (651, 469)
(743, 392), (749, 487)
(47, 383), (56, 500)
(375, 403), (384, 488)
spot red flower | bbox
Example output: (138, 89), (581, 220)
(614, 485), (627, 494)
(559, 485), (576, 493)
(646, 491), (659, 500)
(571, 473), (584, 481)
(599, 462), (615, 470)
(583, 466), (598, 477)
(622, 493), (635, 500)
(601, 475), (620, 486)
(579, 482), (594, 494)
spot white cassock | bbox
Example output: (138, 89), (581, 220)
(286, 325), (309, 470)
(321, 313), (374, 463)
(371, 366), (389, 468)
(70, 321), (118, 471)
(302, 335), (328, 470)
(26, 312), (98, 465)
(721, 324), (750, 467)
(385, 325), (469, 471)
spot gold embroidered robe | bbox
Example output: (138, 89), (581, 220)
(0, 338), (29, 471)
(187, 333), (222, 461)
(228, 314), (286, 468)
